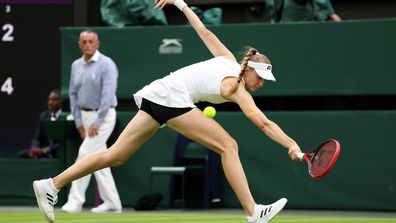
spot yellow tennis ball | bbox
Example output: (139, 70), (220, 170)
(203, 106), (216, 118)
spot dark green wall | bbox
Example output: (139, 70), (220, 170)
(1, 111), (395, 210)
(115, 110), (396, 211)
(61, 19), (396, 99)
(0, 159), (60, 205)
(215, 111), (396, 211)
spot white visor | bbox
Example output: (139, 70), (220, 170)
(247, 61), (276, 82)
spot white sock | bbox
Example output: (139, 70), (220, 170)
(246, 204), (259, 222)
(246, 216), (255, 223)
(49, 178), (60, 193)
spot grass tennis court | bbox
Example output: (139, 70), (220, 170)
(0, 211), (395, 223)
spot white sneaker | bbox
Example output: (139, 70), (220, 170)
(247, 198), (288, 223)
(61, 202), (82, 213)
(33, 179), (59, 223)
(91, 203), (122, 214)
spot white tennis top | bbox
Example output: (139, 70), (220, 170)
(134, 56), (241, 108)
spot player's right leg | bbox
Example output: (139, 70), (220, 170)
(167, 108), (256, 215)
(33, 110), (160, 222)
(167, 108), (287, 222)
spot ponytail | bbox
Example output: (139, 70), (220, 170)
(238, 47), (258, 83)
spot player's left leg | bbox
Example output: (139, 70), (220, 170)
(33, 111), (160, 222)
(53, 110), (160, 189)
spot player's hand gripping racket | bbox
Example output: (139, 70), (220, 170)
(297, 139), (341, 178)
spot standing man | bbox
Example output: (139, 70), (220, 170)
(61, 30), (122, 213)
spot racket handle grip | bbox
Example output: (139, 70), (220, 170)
(297, 152), (305, 160)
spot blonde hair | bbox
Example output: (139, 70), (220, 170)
(238, 46), (271, 83)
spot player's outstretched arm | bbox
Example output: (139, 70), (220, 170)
(224, 83), (302, 160)
(155, 0), (234, 60)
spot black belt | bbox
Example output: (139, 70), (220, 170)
(81, 106), (115, 112)
(81, 107), (98, 112)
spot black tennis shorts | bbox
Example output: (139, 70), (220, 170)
(140, 98), (193, 125)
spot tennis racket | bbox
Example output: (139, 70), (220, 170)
(297, 139), (341, 179)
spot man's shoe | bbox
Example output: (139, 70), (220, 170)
(33, 179), (58, 223)
(248, 198), (288, 223)
(61, 202), (82, 213)
(91, 203), (122, 214)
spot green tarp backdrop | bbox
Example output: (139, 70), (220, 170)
(60, 19), (396, 99)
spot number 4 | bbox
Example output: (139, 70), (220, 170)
(1, 77), (14, 95)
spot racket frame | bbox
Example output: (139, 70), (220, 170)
(298, 139), (340, 178)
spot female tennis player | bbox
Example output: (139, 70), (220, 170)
(33, 0), (302, 222)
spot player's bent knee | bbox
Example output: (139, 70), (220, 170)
(110, 157), (126, 167)
(109, 153), (127, 167)
(101, 149), (125, 167)
(106, 153), (126, 167)
(218, 138), (239, 156)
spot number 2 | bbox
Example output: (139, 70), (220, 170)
(1, 77), (14, 95)
(2, 24), (14, 42)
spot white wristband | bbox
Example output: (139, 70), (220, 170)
(174, 0), (187, 11)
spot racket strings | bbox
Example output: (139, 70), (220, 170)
(310, 141), (337, 177)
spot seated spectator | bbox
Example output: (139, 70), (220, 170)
(100, 0), (168, 26)
(266, 0), (342, 23)
(17, 89), (62, 159)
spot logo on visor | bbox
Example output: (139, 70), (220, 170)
(267, 65), (272, 70)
